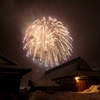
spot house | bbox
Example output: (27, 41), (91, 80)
(41, 57), (100, 91)
(0, 54), (32, 99)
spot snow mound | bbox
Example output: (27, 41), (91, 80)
(82, 85), (100, 93)
(29, 91), (52, 100)
(31, 79), (60, 86)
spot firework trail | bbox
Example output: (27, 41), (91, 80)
(23, 17), (73, 67)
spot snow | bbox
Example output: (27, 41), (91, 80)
(20, 79), (100, 100)
(82, 85), (100, 93)
(28, 85), (100, 100)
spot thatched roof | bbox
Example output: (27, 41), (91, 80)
(41, 57), (100, 79)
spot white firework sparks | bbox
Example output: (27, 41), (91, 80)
(23, 17), (73, 67)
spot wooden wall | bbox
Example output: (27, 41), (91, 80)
(76, 77), (99, 91)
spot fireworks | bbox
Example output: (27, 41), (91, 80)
(23, 17), (73, 67)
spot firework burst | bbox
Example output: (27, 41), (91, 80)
(23, 17), (73, 67)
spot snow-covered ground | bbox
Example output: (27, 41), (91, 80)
(29, 85), (100, 100)
(20, 80), (100, 100)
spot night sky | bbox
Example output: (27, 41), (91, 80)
(0, 0), (100, 85)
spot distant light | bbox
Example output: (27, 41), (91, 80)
(26, 54), (29, 57)
(36, 70), (39, 72)
(75, 77), (80, 80)
(32, 58), (35, 62)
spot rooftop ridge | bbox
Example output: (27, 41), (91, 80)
(0, 54), (17, 65)
(45, 57), (81, 74)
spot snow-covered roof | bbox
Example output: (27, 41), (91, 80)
(0, 54), (32, 76)
(30, 79), (60, 87)
(41, 57), (100, 79)
(0, 54), (17, 65)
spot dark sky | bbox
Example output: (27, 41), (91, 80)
(0, 0), (100, 84)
